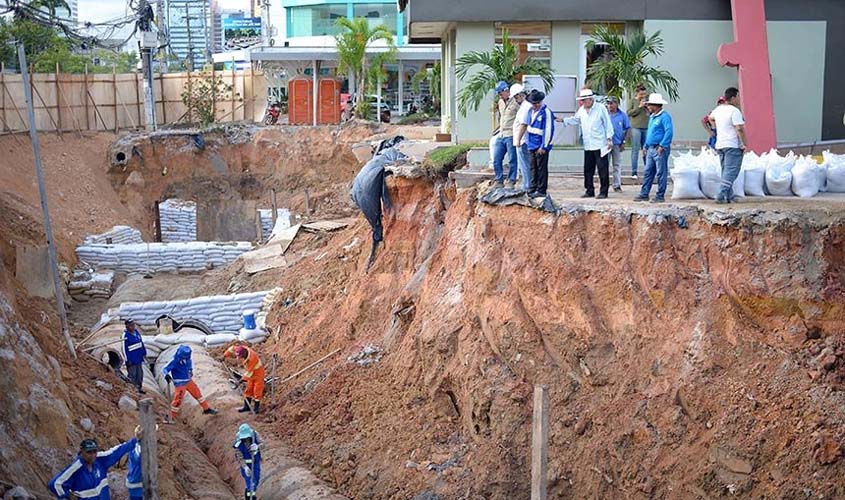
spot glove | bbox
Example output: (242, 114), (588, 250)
(164, 374), (172, 384)
(242, 466), (251, 478)
(249, 443), (259, 453)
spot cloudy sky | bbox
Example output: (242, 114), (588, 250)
(77, 0), (250, 24)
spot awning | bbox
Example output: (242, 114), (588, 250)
(249, 44), (441, 62)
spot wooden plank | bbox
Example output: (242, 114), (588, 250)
(301, 219), (353, 233)
(1, 62), (7, 133)
(211, 63), (216, 120)
(115, 83), (138, 129)
(139, 399), (160, 500)
(2, 76), (28, 132)
(231, 58), (235, 122)
(271, 189), (278, 228)
(30, 64), (60, 134)
(87, 89), (108, 131)
(266, 223), (300, 254)
(158, 72), (167, 124)
(55, 71), (83, 137)
(55, 63), (62, 132)
(242, 66), (247, 121)
(531, 385), (549, 500)
(112, 65), (118, 133)
(84, 65), (91, 130)
(241, 244), (288, 274)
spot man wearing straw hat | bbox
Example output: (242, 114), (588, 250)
(559, 88), (614, 198)
(634, 93), (674, 203)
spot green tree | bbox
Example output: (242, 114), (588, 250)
(181, 73), (237, 127)
(0, 17), (67, 70)
(29, 0), (71, 21)
(455, 30), (554, 117)
(585, 25), (679, 101)
(411, 61), (441, 112)
(334, 17), (394, 114)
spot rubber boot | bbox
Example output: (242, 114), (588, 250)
(366, 239), (380, 271)
(203, 408), (218, 415)
(238, 398), (252, 413)
(252, 401), (260, 414)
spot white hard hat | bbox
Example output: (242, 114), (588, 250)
(509, 83), (525, 95)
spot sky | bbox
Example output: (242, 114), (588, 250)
(77, 0), (251, 24)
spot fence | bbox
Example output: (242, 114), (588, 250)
(0, 65), (268, 133)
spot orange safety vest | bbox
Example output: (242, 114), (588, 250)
(225, 346), (265, 380)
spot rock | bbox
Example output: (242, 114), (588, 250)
(410, 492), (441, 500)
(3, 486), (35, 499)
(95, 380), (113, 391)
(405, 461), (418, 469)
(125, 171), (145, 188)
(814, 433), (843, 465)
(821, 355), (838, 371)
(574, 417), (591, 436)
(710, 446), (752, 475)
(80, 418), (94, 432)
(118, 395), (138, 412)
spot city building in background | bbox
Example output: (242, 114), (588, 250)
(166, 0), (213, 69)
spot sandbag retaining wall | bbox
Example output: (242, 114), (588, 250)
(83, 225), (144, 245)
(116, 290), (269, 334)
(75, 241), (253, 273)
(160, 198), (197, 242)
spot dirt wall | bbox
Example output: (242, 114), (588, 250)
(258, 176), (845, 499)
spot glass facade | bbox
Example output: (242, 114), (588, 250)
(286, 1), (399, 38)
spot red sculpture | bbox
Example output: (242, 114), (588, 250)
(717, 0), (777, 153)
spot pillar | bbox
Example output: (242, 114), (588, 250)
(397, 60), (404, 115)
(312, 59), (318, 126)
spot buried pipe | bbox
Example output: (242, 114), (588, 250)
(154, 345), (348, 500)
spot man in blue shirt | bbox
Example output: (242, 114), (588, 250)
(122, 319), (147, 394)
(634, 93), (674, 203)
(49, 429), (141, 499)
(515, 89), (554, 198)
(234, 423), (263, 500)
(606, 96), (631, 192)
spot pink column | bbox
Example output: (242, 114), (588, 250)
(717, 0), (778, 153)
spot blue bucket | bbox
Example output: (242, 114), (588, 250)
(242, 310), (257, 330)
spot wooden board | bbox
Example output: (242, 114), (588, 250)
(267, 223), (300, 255)
(302, 218), (354, 233)
(241, 244), (288, 274)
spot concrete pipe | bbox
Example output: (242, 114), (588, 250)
(85, 323), (165, 397)
(154, 345), (348, 500)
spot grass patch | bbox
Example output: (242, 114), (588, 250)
(425, 143), (475, 174)
(397, 112), (439, 125)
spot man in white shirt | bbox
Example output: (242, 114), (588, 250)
(708, 86), (748, 204)
(558, 88), (614, 199)
(512, 84), (532, 191)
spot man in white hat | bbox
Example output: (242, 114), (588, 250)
(558, 88), (614, 198)
(633, 93), (674, 203)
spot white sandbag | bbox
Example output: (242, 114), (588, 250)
(154, 332), (207, 345)
(732, 167), (746, 198)
(791, 156), (820, 198)
(764, 150), (794, 196)
(204, 333), (238, 346)
(238, 327), (267, 342)
(670, 154), (705, 200)
(823, 151), (845, 193)
(743, 152), (766, 197)
(698, 151), (723, 200)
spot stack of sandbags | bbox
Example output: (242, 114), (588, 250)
(159, 199), (197, 242)
(255, 287), (284, 329)
(84, 225), (144, 245)
(68, 269), (115, 300)
(154, 327), (208, 347)
(258, 209), (293, 242)
(669, 148), (744, 200)
(117, 290), (269, 334)
(822, 151), (845, 193)
(75, 241), (254, 274)
(238, 327), (267, 344)
(204, 333), (238, 348)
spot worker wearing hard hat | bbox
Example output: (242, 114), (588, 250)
(233, 423), (263, 500)
(49, 427), (142, 499)
(162, 344), (219, 421)
(224, 344), (266, 414)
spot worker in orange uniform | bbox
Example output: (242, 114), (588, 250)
(224, 345), (266, 414)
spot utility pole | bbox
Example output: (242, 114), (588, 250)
(201, 0), (211, 65)
(138, 0), (158, 130)
(156, 0), (169, 73)
(17, 43), (76, 360)
(183, 6), (196, 71)
(260, 0), (271, 47)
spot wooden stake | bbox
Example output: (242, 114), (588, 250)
(271, 188), (278, 227)
(139, 399), (160, 500)
(84, 65), (91, 130)
(55, 63), (62, 132)
(242, 66), (247, 120)
(230, 58), (235, 122)
(186, 68), (192, 123)
(134, 70), (142, 129)
(211, 63), (216, 120)
(158, 72), (167, 124)
(30, 64), (60, 134)
(531, 385), (549, 500)
(304, 188), (311, 215)
(113, 65), (119, 133)
(278, 349), (341, 385)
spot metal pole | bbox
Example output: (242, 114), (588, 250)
(142, 45), (157, 130)
(311, 59), (317, 126)
(139, 398), (160, 500)
(17, 44), (76, 360)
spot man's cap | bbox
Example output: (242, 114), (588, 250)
(234, 345), (247, 357)
(717, 95), (726, 104)
(526, 89), (545, 104)
(124, 318), (135, 326)
(80, 439), (99, 452)
(494, 81), (509, 93)
(605, 95), (619, 103)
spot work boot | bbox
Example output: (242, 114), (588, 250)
(203, 408), (219, 415)
(633, 195), (649, 202)
(252, 401), (260, 414)
(238, 398), (252, 413)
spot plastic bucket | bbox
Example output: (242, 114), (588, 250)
(242, 310), (257, 330)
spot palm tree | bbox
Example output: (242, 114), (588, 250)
(455, 30), (554, 117)
(586, 25), (679, 101)
(334, 17), (395, 112)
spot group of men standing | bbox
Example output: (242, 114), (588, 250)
(48, 320), (268, 499)
(491, 81), (747, 205)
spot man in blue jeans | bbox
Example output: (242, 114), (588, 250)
(708, 86), (747, 203)
(626, 84), (649, 179)
(492, 81), (519, 188)
(633, 93), (673, 203)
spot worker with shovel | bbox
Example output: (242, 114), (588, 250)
(233, 423), (263, 500)
(224, 344), (265, 414)
(162, 344), (218, 421)
(49, 427), (142, 499)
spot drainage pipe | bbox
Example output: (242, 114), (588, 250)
(154, 345), (348, 500)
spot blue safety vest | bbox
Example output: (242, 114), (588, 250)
(162, 345), (193, 387)
(49, 438), (137, 499)
(122, 329), (147, 366)
(126, 442), (143, 499)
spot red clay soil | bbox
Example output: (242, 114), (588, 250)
(251, 175), (845, 499)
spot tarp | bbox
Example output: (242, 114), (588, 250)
(479, 187), (559, 214)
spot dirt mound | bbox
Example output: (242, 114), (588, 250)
(255, 176), (845, 499)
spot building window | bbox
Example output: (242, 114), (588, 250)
(288, 4), (347, 37)
(352, 3), (397, 34)
(495, 22), (551, 67)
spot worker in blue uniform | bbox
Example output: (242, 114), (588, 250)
(233, 423), (262, 500)
(49, 427), (141, 499)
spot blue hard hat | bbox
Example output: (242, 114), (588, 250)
(494, 81), (509, 93)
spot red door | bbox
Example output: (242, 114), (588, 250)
(288, 78), (312, 125)
(318, 79), (341, 124)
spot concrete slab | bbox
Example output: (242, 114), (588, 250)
(15, 245), (52, 298)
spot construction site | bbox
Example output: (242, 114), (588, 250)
(0, 116), (842, 500)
